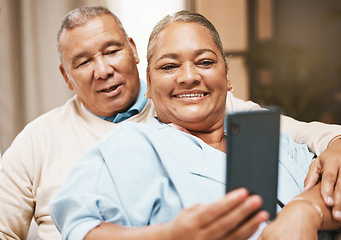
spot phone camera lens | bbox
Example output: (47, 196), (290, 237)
(231, 124), (239, 134)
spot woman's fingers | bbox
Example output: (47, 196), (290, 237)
(192, 188), (250, 226)
(202, 194), (267, 239)
(167, 188), (268, 240)
(226, 210), (269, 240)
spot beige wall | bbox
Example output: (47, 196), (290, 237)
(194, 0), (275, 101)
(194, 0), (249, 101)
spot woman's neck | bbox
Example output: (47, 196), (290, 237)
(190, 129), (226, 153)
(166, 120), (226, 152)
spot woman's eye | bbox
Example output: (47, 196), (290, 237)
(198, 60), (215, 67)
(160, 64), (177, 71)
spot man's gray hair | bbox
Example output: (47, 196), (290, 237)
(57, 6), (128, 62)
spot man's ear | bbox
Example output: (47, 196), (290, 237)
(59, 64), (74, 91)
(128, 37), (140, 64)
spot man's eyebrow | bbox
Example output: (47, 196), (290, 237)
(101, 40), (124, 50)
(72, 52), (88, 66)
(71, 40), (125, 66)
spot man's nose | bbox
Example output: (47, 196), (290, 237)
(93, 56), (114, 80)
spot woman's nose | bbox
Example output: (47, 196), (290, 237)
(176, 63), (201, 85)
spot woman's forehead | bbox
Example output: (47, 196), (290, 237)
(153, 22), (220, 56)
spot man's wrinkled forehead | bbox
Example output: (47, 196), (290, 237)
(58, 15), (127, 58)
(60, 15), (124, 41)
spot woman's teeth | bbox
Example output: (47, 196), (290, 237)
(175, 93), (205, 98)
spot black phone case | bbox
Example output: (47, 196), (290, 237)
(225, 109), (280, 219)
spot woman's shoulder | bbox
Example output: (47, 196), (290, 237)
(98, 118), (161, 145)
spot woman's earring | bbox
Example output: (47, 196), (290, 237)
(144, 93), (149, 99)
(227, 77), (234, 92)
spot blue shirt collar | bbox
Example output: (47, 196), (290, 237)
(86, 79), (148, 123)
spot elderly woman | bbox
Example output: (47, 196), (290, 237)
(50, 10), (341, 240)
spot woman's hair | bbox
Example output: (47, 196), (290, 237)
(146, 10), (227, 73)
(57, 6), (128, 61)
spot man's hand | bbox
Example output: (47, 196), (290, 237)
(304, 137), (341, 220)
(167, 188), (269, 240)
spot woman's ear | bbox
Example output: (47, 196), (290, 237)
(145, 72), (151, 99)
(226, 72), (234, 92)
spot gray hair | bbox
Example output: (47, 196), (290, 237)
(146, 10), (227, 73)
(57, 6), (128, 62)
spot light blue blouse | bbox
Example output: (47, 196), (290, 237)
(50, 117), (315, 240)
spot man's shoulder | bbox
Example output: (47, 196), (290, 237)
(16, 97), (80, 138)
(26, 97), (78, 125)
(226, 92), (261, 113)
(130, 99), (156, 122)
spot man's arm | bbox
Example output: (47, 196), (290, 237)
(280, 116), (341, 155)
(0, 131), (36, 240)
(304, 138), (341, 220)
(226, 91), (341, 155)
(227, 92), (341, 217)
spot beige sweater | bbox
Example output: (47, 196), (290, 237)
(0, 93), (340, 240)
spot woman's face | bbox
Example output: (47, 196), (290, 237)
(147, 22), (228, 131)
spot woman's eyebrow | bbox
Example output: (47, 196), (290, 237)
(155, 49), (218, 64)
(155, 53), (179, 64)
(195, 48), (218, 57)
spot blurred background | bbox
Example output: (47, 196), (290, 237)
(1, 0), (341, 154)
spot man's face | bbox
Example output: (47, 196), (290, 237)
(59, 14), (141, 117)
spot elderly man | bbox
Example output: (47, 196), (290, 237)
(0, 6), (341, 240)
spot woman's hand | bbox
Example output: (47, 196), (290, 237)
(166, 188), (269, 240)
(258, 200), (321, 240)
(304, 137), (341, 220)
(85, 188), (268, 240)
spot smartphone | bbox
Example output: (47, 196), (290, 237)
(225, 108), (280, 219)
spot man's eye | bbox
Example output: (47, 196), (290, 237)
(77, 59), (90, 68)
(106, 50), (118, 55)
